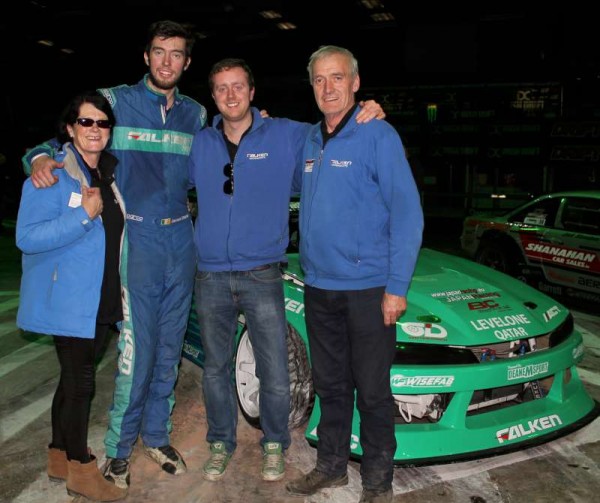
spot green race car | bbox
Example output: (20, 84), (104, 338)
(183, 248), (598, 464)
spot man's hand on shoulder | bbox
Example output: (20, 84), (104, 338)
(356, 100), (386, 123)
(31, 155), (62, 188)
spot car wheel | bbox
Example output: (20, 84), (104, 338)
(287, 324), (314, 429)
(235, 324), (314, 429)
(475, 242), (519, 276)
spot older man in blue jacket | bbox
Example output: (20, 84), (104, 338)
(287, 46), (424, 503)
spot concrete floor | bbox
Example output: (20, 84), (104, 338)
(1, 227), (599, 503)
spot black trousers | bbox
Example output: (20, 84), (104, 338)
(50, 323), (111, 462)
(305, 285), (397, 491)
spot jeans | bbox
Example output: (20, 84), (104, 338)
(194, 263), (291, 453)
(305, 285), (397, 491)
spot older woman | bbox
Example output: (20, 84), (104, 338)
(16, 92), (126, 501)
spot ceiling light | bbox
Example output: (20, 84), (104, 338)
(360, 0), (384, 9)
(37, 39), (54, 47)
(371, 12), (395, 22)
(260, 10), (282, 19)
(276, 22), (297, 30)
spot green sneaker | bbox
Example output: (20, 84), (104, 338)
(202, 442), (232, 481)
(261, 442), (285, 481)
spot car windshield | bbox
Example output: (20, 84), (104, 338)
(507, 197), (560, 227)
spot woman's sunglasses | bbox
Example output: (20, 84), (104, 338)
(76, 117), (112, 129)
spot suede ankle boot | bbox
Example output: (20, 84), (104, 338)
(66, 457), (127, 501)
(47, 446), (68, 482)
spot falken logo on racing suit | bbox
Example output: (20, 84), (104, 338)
(118, 287), (134, 376)
(496, 414), (563, 443)
(391, 375), (455, 388)
(126, 131), (192, 148)
(246, 152), (269, 160)
(470, 314), (531, 340)
(507, 362), (549, 381)
(330, 160), (352, 168)
(400, 322), (447, 340)
(523, 241), (598, 271)
(543, 305), (560, 322)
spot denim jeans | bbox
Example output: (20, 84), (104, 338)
(305, 285), (397, 492)
(194, 263), (291, 454)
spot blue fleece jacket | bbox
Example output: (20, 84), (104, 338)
(299, 106), (424, 296)
(188, 107), (310, 271)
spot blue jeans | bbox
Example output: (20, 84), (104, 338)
(305, 285), (397, 492)
(194, 263), (291, 454)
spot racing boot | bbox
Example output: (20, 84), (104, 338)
(144, 444), (187, 475)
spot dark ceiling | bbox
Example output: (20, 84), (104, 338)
(5, 1), (598, 87)
(1, 1), (598, 139)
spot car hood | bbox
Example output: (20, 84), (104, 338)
(404, 248), (567, 346)
(284, 249), (567, 347)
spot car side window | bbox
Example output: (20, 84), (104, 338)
(508, 199), (560, 228)
(560, 197), (600, 235)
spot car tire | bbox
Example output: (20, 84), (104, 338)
(287, 324), (314, 429)
(235, 324), (314, 430)
(475, 241), (520, 276)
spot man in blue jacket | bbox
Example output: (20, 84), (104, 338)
(188, 58), (383, 483)
(286, 46), (424, 503)
(22, 20), (207, 490)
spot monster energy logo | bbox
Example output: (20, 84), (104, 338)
(426, 103), (437, 123)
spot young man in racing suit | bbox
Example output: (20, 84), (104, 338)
(22, 20), (207, 490)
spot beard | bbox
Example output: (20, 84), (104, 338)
(148, 70), (181, 91)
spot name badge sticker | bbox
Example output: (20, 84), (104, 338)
(68, 192), (82, 208)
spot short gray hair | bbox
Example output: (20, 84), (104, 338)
(307, 45), (359, 83)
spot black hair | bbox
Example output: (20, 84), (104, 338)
(146, 20), (195, 58)
(56, 91), (115, 144)
(208, 58), (255, 91)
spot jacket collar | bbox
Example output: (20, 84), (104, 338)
(140, 74), (181, 107)
(212, 106), (265, 131)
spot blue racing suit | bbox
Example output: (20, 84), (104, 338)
(23, 75), (208, 458)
